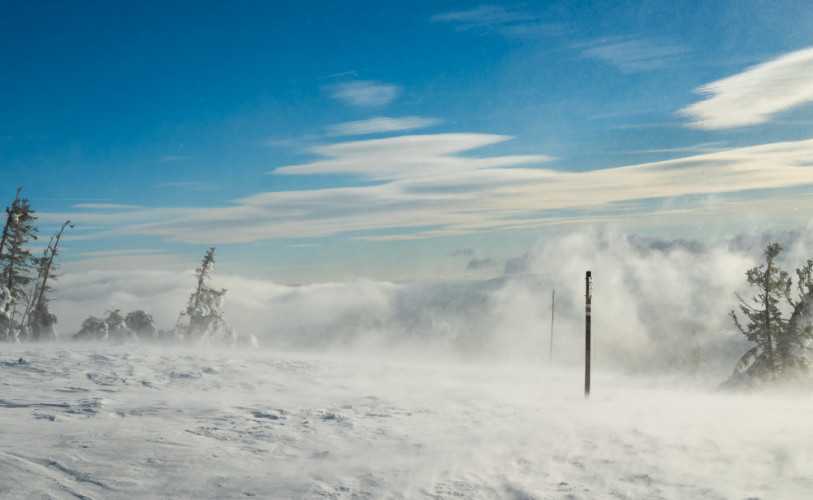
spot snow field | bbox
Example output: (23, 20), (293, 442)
(1, 344), (812, 499)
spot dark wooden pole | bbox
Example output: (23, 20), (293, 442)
(585, 271), (592, 398)
(549, 289), (555, 364)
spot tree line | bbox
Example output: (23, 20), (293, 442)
(72, 246), (248, 345)
(0, 189), (250, 346)
(0, 187), (71, 341)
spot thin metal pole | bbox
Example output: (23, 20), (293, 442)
(585, 271), (592, 398)
(549, 289), (555, 364)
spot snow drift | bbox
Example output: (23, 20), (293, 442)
(1, 344), (812, 499)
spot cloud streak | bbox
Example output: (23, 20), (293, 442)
(430, 5), (565, 38)
(582, 37), (687, 73)
(681, 46), (813, 129)
(272, 133), (549, 180)
(326, 116), (442, 136)
(328, 81), (400, 107)
(65, 134), (813, 245)
(73, 203), (143, 210)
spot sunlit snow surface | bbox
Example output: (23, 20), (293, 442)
(1, 344), (812, 499)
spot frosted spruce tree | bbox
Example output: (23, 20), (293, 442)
(73, 309), (157, 342)
(0, 188), (70, 341)
(175, 247), (236, 344)
(731, 243), (813, 379)
(0, 188), (38, 341)
(23, 220), (72, 340)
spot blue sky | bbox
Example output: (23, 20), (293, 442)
(3, 1), (813, 283)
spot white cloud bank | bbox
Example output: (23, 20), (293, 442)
(681, 46), (813, 129)
(55, 229), (813, 378)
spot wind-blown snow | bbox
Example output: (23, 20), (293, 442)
(1, 344), (812, 499)
(55, 229), (791, 374)
(13, 229), (813, 497)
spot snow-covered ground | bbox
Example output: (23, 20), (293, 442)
(1, 343), (811, 499)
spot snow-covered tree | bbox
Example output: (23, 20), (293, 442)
(175, 248), (236, 344)
(23, 220), (71, 340)
(731, 243), (813, 378)
(0, 188), (22, 265)
(73, 309), (158, 342)
(28, 299), (58, 341)
(125, 310), (157, 340)
(104, 309), (135, 339)
(74, 316), (109, 341)
(0, 285), (12, 340)
(0, 188), (39, 340)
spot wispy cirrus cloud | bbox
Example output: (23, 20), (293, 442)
(430, 5), (565, 37)
(326, 116), (442, 136)
(159, 155), (193, 162)
(582, 37), (688, 73)
(75, 135), (813, 245)
(328, 80), (400, 107)
(681, 46), (813, 129)
(74, 248), (166, 258)
(271, 133), (550, 180)
(155, 181), (216, 191)
(73, 203), (143, 210)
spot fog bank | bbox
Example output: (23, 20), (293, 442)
(53, 229), (813, 377)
